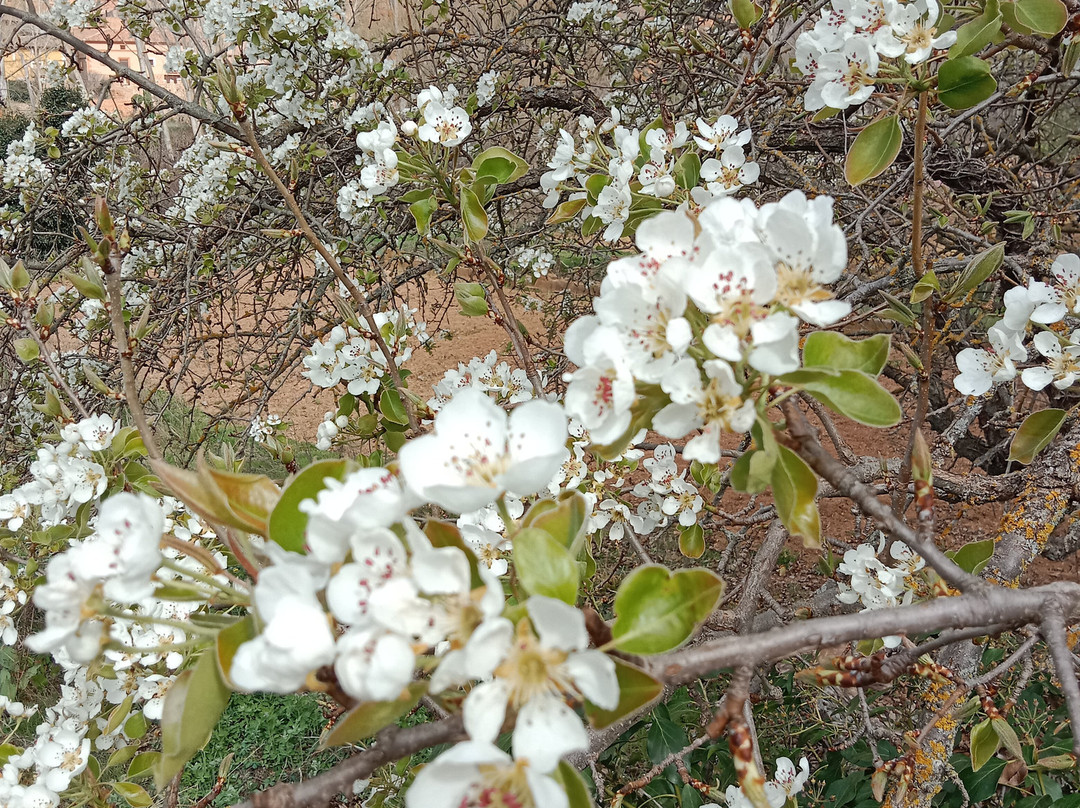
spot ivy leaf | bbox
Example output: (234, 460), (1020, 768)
(845, 116), (903, 186)
(1008, 408), (1067, 465)
(610, 565), (725, 654)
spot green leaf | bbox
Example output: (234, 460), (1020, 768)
(155, 650), (231, 788)
(379, 389), (410, 426)
(845, 116), (903, 186)
(319, 682), (426, 748)
(267, 459), (349, 553)
(13, 338), (38, 363)
(472, 146), (529, 184)
(947, 539), (995, 575)
(104, 695), (133, 735)
(215, 615), (256, 685)
(584, 658), (663, 729)
(522, 491), (589, 557)
(610, 565), (725, 654)
(780, 368), (902, 426)
(771, 446), (821, 548)
(1008, 408), (1067, 465)
(938, 56), (998, 110)
(992, 718), (1025, 760)
(948, 12), (1002, 58)
(1012, 0), (1067, 33)
(1032, 752), (1077, 771)
(646, 708), (689, 763)
(947, 243), (1005, 301)
(459, 185), (488, 242)
(112, 782), (153, 808)
(802, 332), (891, 376)
(672, 151), (701, 189)
(454, 280), (489, 317)
(971, 717), (1002, 771)
(953, 754), (1008, 802)
(546, 197), (588, 225)
(910, 269), (941, 304)
(104, 744), (138, 772)
(124, 711), (148, 741)
(513, 527), (580, 604)
(409, 194), (438, 235)
(730, 0), (763, 27)
(554, 761), (596, 808)
(679, 523), (705, 558)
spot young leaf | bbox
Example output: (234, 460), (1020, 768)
(267, 459), (349, 553)
(948, 12), (1003, 58)
(780, 368), (902, 426)
(910, 269), (941, 303)
(472, 146), (530, 184)
(610, 565), (725, 654)
(771, 446), (821, 547)
(513, 527), (580, 604)
(521, 491), (589, 557)
(554, 761), (597, 808)
(679, 523), (705, 558)
(546, 197), (587, 225)
(947, 242), (1004, 301)
(946, 539), (995, 575)
(319, 682), (426, 748)
(938, 56), (998, 110)
(845, 116), (903, 186)
(992, 718), (1025, 760)
(802, 332), (891, 376)
(459, 185), (488, 242)
(1012, 0), (1067, 34)
(971, 717), (1002, 771)
(584, 658), (663, 729)
(1008, 408), (1067, 465)
(155, 650), (231, 788)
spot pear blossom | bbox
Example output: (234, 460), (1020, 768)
(694, 115), (751, 152)
(804, 37), (879, 111)
(417, 101), (472, 147)
(953, 324), (1027, 396)
(460, 596), (618, 772)
(592, 181), (632, 242)
(1029, 253), (1080, 324)
(875, 0), (956, 63)
(1021, 330), (1080, 391)
(654, 359), (756, 463)
(399, 388), (568, 513)
(405, 741), (569, 808)
(694, 147), (761, 200)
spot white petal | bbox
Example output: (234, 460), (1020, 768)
(463, 680), (510, 743)
(527, 596), (588, 651)
(512, 694), (588, 772)
(564, 650), (618, 710)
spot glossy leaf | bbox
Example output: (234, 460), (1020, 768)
(731, 0), (763, 27)
(409, 194), (438, 235)
(472, 146), (529, 184)
(127, 750), (159, 780)
(780, 368), (902, 426)
(155, 649), (231, 788)
(938, 56), (997, 110)
(267, 459), (349, 553)
(522, 491), (590, 557)
(948, 243), (1005, 301)
(1008, 408), (1067, 465)
(460, 185), (488, 242)
(679, 523), (705, 558)
(584, 658), (664, 729)
(947, 539), (995, 575)
(319, 682), (426, 748)
(513, 527), (580, 604)
(971, 717), (1002, 771)
(379, 389), (410, 426)
(546, 197), (588, 225)
(845, 116), (903, 186)
(554, 761), (596, 808)
(610, 565), (725, 654)
(772, 446), (821, 548)
(215, 615), (256, 686)
(113, 782), (153, 808)
(948, 12), (1002, 58)
(672, 151), (701, 189)
(802, 332), (890, 376)
(1011, 0), (1067, 33)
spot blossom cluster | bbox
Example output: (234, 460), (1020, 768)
(836, 535), (924, 647)
(427, 349), (535, 412)
(540, 110), (759, 241)
(563, 189), (849, 462)
(715, 756), (811, 808)
(795, 0), (956, 111)
(954, 253), (1080, 396)
(301, 306), (427, 396)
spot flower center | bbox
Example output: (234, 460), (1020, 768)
(494, 622), (572, 707)
(699, 378), (746, 432)
(774, 261), (831, 308)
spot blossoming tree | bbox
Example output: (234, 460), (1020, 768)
(0, 0), (1079, 806)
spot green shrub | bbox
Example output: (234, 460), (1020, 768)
(0, 112), (29, 155)
(6, 80), (28, 103)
